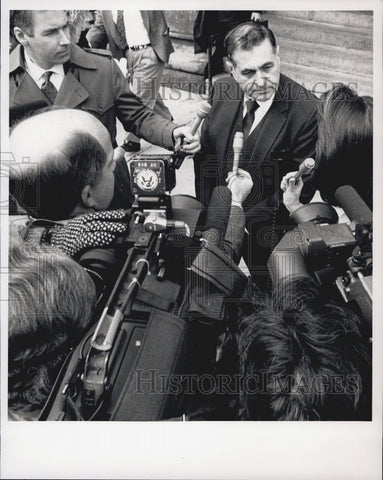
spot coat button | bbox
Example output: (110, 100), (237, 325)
(97, 107), (103, 113)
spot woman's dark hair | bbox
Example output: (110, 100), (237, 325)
(238, 277), (372, 421)
(314, 84), (373, 209)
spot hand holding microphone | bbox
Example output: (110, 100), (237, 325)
(173, 102), (211, 155)
(280, 158), (315, 214)
(226, 169), (253, 207)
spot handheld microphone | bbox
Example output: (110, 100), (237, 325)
(190, 102), (211, 136)
(293, 158), (315, 182)
(173, 102), (211, 168)
(203, 186), (232, 248)
(232, 132), (244, 176)
(334, 185), (372, 225)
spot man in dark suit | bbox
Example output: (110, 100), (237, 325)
(87, 10), (174, 151)
(9, 10), (198, 209)
(194, 21), (318, 288)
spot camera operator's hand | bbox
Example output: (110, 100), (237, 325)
(173, 125), (200, 155)
(280, 172), (304, 213)
(42, 210), (131, 257)
(226, 168), (253, 206)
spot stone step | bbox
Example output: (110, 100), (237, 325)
(163, 59), (372, 98)
(271, 10), (373, 29)
(280, 61), (373, 97)
(266, 14), (373, 50)
(279, 37), (373, 77)
(167, 38), (372, 87)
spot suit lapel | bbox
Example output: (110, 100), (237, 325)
(245, 81), (289, 164)
(54, 72), (89, 108)
(220, 97), (243, 159)
(246, 102), (287, 162)
(12, 72), (48, 105)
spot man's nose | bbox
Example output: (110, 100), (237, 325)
(254, 72), (269, 88)
(59, 29), (70, 45)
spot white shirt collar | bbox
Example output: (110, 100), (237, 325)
(24, 51), (65, 85)
(243, 92), (275, 112)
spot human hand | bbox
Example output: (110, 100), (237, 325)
(280, 172), (304, 213)
(173, 125), (201, 155)
(251, 12), (262, 21)
(226, 168), (253, 205)
(44, 209), (131, 257)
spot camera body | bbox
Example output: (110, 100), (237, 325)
(270, 200), (373, 326)
(40, 154), (205, 421)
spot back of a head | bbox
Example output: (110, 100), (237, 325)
(8, 245), (97, 420)
(9, 109), (108, 220)
(224, 21), (277, 60)
(238, 277), (371, 420)
(314, 84), (373, 209)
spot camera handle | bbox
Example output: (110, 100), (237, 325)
(81, 226), (158, 416)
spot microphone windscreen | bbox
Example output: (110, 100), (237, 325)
(334, 185), (372, 225)
(204, 186), (232, 246)
(197, 102), (211, 118)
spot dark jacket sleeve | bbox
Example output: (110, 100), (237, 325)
(111, 59), (177, 149)
(86, 11), (108, 49)
(290, 105), (318, 204)
(193, 105), (217, 205)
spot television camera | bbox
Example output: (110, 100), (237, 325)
(269, 185), (372, 326)
(40, 130), (221, 421)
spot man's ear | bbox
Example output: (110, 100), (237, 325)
(81, 184), (96, 208)
(13, 27), (29, 47)
(226, 58), (237, 79)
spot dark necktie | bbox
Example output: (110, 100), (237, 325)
(243, 99), (259, 141)
(40, 71), (57, 104)
(116, 10), (128, 50)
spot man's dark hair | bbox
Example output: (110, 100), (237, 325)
(237, 277), (371, 421)
(8, 245), (96, 420)
(10, 129), (106, 220)
(224, 21), (277, 61)
(10, 10), (34, 39)
(314, 84), (373, 209)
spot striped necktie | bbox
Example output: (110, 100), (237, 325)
(40, 71), (57, 104)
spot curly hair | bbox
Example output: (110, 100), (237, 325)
(237, 277), (371, 420)
(8, 245), (96, 419)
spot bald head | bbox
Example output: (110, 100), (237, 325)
(10, 109), (115, 220)
(11, 109), (111, 163)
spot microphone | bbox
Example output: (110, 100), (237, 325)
(203, 186), (232, 247)
(334, 185), (372, 225)
(190, 102), (211, 136)
(293, 158), (315, 182)
(173, 102), (211, 168)
(232, 132), (244, 176)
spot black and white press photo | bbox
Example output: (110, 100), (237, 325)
(1, 3), (382, 479)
